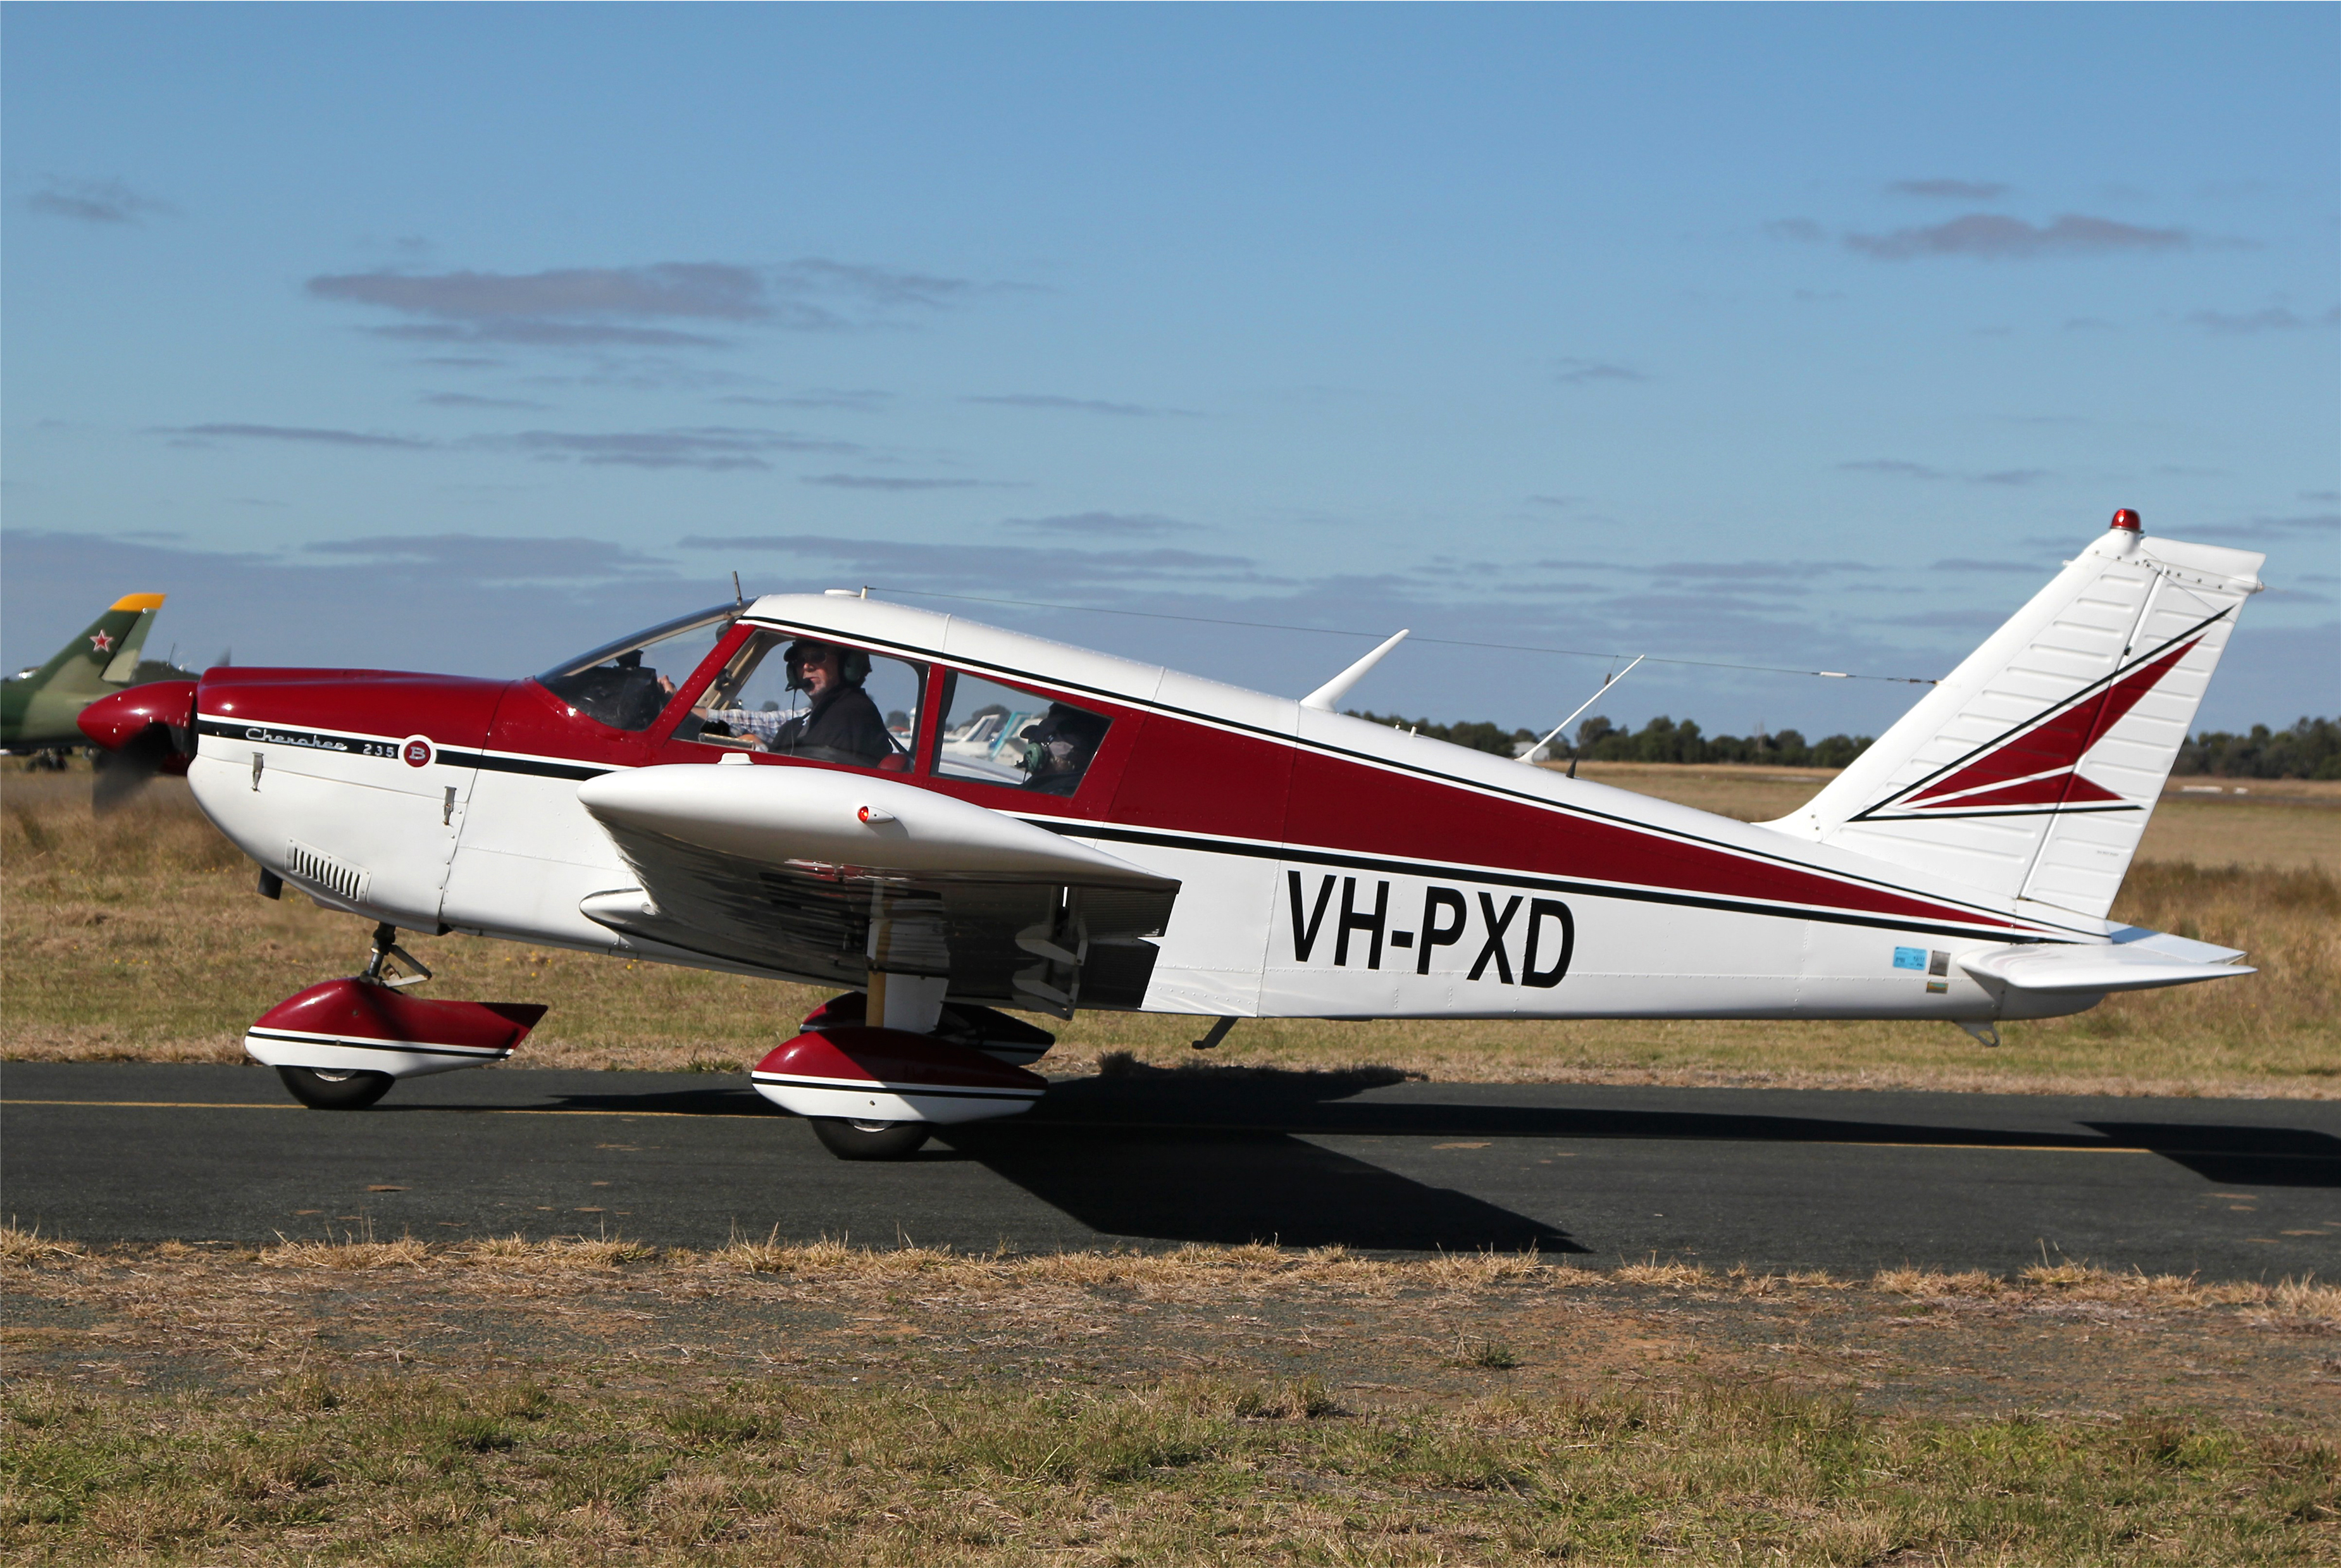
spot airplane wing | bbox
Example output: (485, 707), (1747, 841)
(574, 764), (1179, 1015)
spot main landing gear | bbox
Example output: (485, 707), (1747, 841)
(276, 1064), (394, 1111)
(809, 1117), (936, 1161)
(242, 922), (547, 1109)
(753, 992), (1060, 1161)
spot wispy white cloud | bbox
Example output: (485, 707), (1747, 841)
(1846, 213), (2189, 260)
(800, 473), (1021, 492)
(962, 394), (1200, 418)
(1886, 178), (2009, 200)
(307, 259), (984, 349)
(305, 533), (679, 582)
(421, 392), (550, 410)
(159, 420), (862, 471)
(495, 427), (860, 471)
(2189, 305), (2341, 333)
(159, 423), (432, 450)
(1840, 459), (2054, 487)
(1002, 512), (1198, 537)
(676, 532), (1275, 592)
(1553, 358), (1646, 385)
(27, 177), (175, 225)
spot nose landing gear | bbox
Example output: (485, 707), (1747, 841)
(243, 923), (547, 1109)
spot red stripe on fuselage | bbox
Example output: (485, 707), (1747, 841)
(1273, 747), (2022, 931)
(214, 660), (2037, 937)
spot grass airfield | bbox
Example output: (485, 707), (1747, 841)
(4, 759), (2337, 1563)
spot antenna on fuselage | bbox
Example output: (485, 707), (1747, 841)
(1300, 628), (1410, 712)
(1521, 652), (1645, 771)
(731, 571), (745, 608)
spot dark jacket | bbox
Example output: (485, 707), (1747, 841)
(769, 685), (895, 766)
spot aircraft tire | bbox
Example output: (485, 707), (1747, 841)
(809, 1117), (932, 1160)
(276, 1066), (395, 1111)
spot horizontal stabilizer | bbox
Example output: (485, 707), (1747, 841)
(1958, 942), (2253, 995)
(2106, 924), (2246, 966)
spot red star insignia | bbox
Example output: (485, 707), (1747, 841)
(89, 631), (114, 654)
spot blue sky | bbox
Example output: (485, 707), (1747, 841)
(5, 4), (2334, 738)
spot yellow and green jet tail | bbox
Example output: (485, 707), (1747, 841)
(1, 594), (172, 750)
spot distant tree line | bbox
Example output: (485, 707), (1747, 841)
(1568, 716), (1875, 769)
(1346, 711), (1875, 768)
(1346, 712), (1531, 757)
(2174, 718), (2340, 780)
(1349, 709), (2341, 779)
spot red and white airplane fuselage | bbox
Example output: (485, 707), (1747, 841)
(85, 513), (2266, 1154)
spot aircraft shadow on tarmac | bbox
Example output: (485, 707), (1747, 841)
(2083, 1123), (2341, 1189)
(521, 1064), (2341, 1249)
(939, 1120), (1586, 1254)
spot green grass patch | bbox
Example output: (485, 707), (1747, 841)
(4, 1374), (2331, 1564)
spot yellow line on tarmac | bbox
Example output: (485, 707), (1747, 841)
(0, 1099), (728, 1119)
(3, 1099), (2182, 1152)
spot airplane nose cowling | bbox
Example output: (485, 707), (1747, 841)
(77, 679), (197, 750)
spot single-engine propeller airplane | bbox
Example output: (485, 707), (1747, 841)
(81, 509), (2265, 1159)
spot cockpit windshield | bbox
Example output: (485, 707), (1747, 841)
(536, 604), (736, 731)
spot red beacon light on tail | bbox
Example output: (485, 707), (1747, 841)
(2110, 508), (2142, 532)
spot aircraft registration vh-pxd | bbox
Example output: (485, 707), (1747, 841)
(79, 509), (2264, 1159)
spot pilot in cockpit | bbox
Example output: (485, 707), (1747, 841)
(764, 640), (896, 767)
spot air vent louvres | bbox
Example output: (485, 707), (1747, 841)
(285, 840), (371, 905)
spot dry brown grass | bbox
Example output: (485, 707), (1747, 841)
(24, 1223), (2331, 1324)
(0, 1223), (86, 1268)
(8, 1219), (2337, 1562)
(7, 763), (2337, 1097)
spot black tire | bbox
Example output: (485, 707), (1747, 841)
(276, 1066), (394, 1110)
(809, 1117), (931, 1160)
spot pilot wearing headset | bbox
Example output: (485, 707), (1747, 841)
(766, 640), (896, 766)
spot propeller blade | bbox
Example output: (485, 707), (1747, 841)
(91, 725), (178, 814)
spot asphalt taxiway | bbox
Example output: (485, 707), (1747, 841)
(4, 1062), (2335, 1276)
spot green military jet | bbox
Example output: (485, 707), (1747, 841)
(1, 593), (182, 754)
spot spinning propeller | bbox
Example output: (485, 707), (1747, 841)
(77, 680), (197, 814)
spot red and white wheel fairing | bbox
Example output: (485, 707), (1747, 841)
(752, 1026), (1047, 1126)
(243, 978), (547, 1079)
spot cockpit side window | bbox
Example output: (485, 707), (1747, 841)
(677, 628), (924, 770)
(934, 671), (1112, 797)
(537, 606), (736, 733)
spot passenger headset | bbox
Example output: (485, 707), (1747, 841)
(1014, 706), (1106, 774)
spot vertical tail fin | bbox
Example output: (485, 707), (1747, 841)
(30, 594), (168, 699)
(1763, 514), (2264, 921)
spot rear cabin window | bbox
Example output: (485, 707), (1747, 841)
(537, 606), (736, 732)
(935, 671), (1112, 797)
(678, 630), (922, 771)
